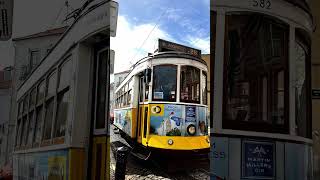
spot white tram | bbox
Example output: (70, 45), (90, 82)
(12, 1), (118, 179)
(211, 0), (313, 179)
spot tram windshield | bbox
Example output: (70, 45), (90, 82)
(150, 64), (209, 137)
(180, 66), (200, 103)
(152, 65), (177, 102)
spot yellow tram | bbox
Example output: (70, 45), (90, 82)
(113, 39), (210, 155)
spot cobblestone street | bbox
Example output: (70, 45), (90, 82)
(110, 125), (210, 180)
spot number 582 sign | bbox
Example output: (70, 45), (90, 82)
(0, 0), (13, 41)
(251, 0), (271, 9)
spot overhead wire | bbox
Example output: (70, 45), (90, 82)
(130, 3), (173, 64)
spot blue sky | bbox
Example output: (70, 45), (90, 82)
(111, 0), (210, 73)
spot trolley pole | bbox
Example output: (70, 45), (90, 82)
(115, 146), (129, 180)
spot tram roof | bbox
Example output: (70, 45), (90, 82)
(131, 51), (208, 70)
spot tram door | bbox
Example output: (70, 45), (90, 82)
(89, 45), (110, 180)
(137, 75), (149, 144)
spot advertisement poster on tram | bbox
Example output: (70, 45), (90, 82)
(48, 156), (67, 180)
(150, 104), (183, 136)
(13, 150), (68, 180)
(114, 109), (132, 135)
(242, 140), (275, 179)
(150, 104), (208, 136)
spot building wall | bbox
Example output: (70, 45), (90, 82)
(13, 35), (61, 88)
(0, 71), (12, 167)
(109, 71), (129, 114)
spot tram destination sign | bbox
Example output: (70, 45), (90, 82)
(0, 0), (12, 40)
(158, 39), (201, 58)
(242, 140), (275, 179)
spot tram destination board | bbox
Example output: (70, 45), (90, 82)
(158, 39), (201, 58)
(0, 0), (12, 40)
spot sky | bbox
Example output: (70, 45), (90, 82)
(0, 0), (210, 72)
(111, 0), (210, 73)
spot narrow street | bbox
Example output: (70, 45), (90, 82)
(110, 125), (210, 180)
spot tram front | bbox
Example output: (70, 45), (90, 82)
(211, 0), (313, 179)
(144, 52), (210, 152)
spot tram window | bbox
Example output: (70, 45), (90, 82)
(54, 89), (69, 138)
(43, 98), (54, 140)
(37, 80), (45, 104)
(15, 119), (22, 147)
(18, 101), (23, 116)
(34, 106), (43, 145)
(28, 111), (35, 145)
(124, 92), (128, 106)
(180, 66), (200, 103)
(202, 71), (208, 105)
(152, 65), (177, 102)
(295, 34), (310, 138)
(128, 90), (132, 105)
(21, 116), (27, 146)
(273, 70), (285, 125)
(23, 95), (28, 114)
(139, 77), (144, 102)
(30, 88), (36, 109)
(58, 59), (71, 90)
(23, 116), (29, 146)
(223, 14), (289, 133)
(47, 71), (57, 98)
(145, 82), (149, 101)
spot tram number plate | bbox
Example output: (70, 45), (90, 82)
(252, 0), (271, 9)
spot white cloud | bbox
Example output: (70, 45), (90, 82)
(111, 15), (210, 73)
(185, 35), (210, 54)
(111, 15), (173, 73)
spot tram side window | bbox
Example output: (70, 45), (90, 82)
(20, 116), (27, 146)
(54, 60), (71, 138)
(42, 71), (57, 141)
(22, 115), (30, 145)
(37, 80), (45, 104)
(54, 90), (69, 138)
(18, 101), (23, 116)
(34, 106), (43, 145)
(27, 111), (35, 145)
(152, 65), (177, 102)
(43, 98), (54, 141)
(23, 95), (28, 114)
(180, 66), (200, 103)
(295, 31), (311, 138)
(202, 71), (208, 105)
(15, 119), (21, 147)
(30, 88), (36, 108)
(223, 13), (289, 133)
(47, 71), (57, 97)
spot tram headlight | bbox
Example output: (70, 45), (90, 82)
(168, 139), (174, 145)
(187, 124), (196, 136)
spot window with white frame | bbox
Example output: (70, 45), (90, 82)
(15, 57), (72, 150)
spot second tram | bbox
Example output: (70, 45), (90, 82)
(113, 40), (210, 157)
